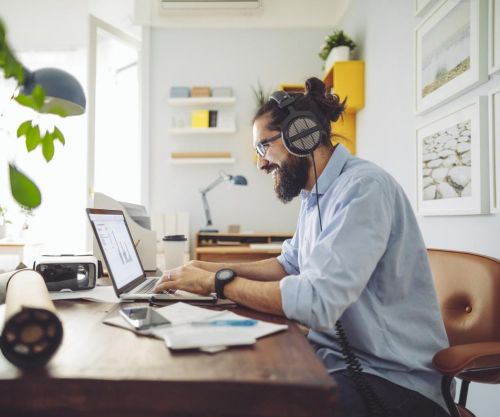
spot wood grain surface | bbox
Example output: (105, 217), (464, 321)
(0, 300), (336, 417)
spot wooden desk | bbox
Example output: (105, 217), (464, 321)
(195, 232), (293, 263)
(0, 301), (336, 417)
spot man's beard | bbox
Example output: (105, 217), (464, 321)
(272, 155), (309, 203)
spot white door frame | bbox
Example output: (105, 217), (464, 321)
(86, 15), (150, 248)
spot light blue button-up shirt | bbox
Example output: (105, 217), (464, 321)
(278, 144), (449, 410)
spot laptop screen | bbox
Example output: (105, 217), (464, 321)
(88, 210), (144, 290)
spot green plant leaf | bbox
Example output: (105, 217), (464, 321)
(32, 84), (45, 109)
(42, 132), (55, 162)
(14, 93), (36, 109)
(53, 126), (65, 145)
(25, 124), (41, 152)
(17, 120), (32, 137)
(9, 163), (42, 209)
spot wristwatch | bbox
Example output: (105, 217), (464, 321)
(214, 268), (236, 299)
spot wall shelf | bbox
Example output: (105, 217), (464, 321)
(168, 158), (236, 165)
(168, 127), (236, 134)
(168, 97), (236, 106)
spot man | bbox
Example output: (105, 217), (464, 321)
(154, 77), (450, 417)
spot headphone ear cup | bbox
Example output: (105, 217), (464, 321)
(282, 112), (323, 157)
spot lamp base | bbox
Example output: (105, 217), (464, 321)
(199, 228), (219, 233)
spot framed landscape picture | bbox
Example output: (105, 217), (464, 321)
(417, 97), (489, 215)
(490, 0), (500, 74)
(414, 0), (440, 17)
(490, 86), (500, 212)
(415, 0), (488, 114)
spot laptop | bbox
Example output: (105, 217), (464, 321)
(86, 208), (216, 302)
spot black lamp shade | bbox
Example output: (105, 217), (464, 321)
(21, 68), (86, 116)
(232, 175), (247, 185)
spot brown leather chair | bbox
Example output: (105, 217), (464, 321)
(428, 248), (500, 417)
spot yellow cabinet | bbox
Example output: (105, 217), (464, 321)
(323, 60), (365, 155)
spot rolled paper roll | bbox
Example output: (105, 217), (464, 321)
(0, 269), (63, 368)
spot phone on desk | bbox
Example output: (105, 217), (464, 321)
(120, 306), (171, 330)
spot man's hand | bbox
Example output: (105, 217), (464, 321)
(153, 265), (215, 295)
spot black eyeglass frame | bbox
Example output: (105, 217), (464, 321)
(255, 133), (281, 157)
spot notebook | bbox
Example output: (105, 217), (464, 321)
(86, 208), (216, 302)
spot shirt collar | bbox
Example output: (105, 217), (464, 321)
(300, 144), (351, 200)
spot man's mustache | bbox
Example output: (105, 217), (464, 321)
(264, 164), (280, 174)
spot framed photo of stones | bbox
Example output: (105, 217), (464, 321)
(489, 86), (500, 212)
(417, 97), (489, 215)
(415, 0), (488, 114)
(490, 0), (500, 75)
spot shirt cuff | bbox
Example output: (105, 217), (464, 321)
(277, 254), (300, 276)
(279, 274), (309, 321)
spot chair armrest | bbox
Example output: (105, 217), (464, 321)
(433, 342), (500, 376)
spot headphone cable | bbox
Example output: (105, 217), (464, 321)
(310, 151), (391, 417)
(310, 152), (323, 231)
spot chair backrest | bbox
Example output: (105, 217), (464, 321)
(428, 248), (500, 347)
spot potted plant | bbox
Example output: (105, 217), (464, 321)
(0, 205), (12, 239)
(250, 81), (272, 110)
(319, 30), (357, 73)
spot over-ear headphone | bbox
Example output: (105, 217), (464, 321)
(269, 90), (324, 157)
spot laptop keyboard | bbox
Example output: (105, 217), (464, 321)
(134, 278), (159, 294)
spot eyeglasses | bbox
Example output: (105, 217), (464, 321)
(255, 133), (281, 158)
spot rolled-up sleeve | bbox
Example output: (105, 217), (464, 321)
(280, 177), (393, 331)
(276, 206), (302, 276)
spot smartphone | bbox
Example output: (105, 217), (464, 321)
(120, 306), (171, 330)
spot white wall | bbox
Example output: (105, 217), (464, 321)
(337, 0), (500, 415)
(149, 28), (330, 236)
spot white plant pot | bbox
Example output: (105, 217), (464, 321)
(324, 45), (351, 73)
(0, 224), (6, 239)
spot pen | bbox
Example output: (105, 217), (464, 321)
(191, 319), (258, 327)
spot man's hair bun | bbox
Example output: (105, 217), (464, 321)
(305, 77), (326, 98)
(304, 77), (345, 123)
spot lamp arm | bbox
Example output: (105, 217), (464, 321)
(199, 177), (224, 194)
(200, 191), (213, 227)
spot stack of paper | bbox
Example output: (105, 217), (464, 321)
(103, 302), (288, 353)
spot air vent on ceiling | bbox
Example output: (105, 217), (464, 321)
(160, 0), (261, 9)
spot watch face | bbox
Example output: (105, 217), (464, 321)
(217, 269), (234, 281)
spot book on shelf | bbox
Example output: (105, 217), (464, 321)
(170, 152), (231, 159)
(169, 86), (190, 98)
(209, 110), (218, 127)
(191, 86), (211, 97)
(212, 87), (233, 97)
(191, 109), (209, 128)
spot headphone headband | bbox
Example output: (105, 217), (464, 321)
(269, 91), (296, 109)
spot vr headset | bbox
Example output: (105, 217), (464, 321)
(34, 255), (101, 292)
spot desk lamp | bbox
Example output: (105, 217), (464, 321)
(20, 67), (86, 115)
(200, 170), (247, 233)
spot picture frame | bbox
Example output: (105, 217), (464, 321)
(489, 0), (500, 74)
(489, 86), (500, 212)
(414, 0), (440, 17)
(416, 97), (489, 215)
(415, 0), (488, 114)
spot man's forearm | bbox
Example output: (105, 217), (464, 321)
(192, 257), (287, 282)
(223, 277), (284, 316)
